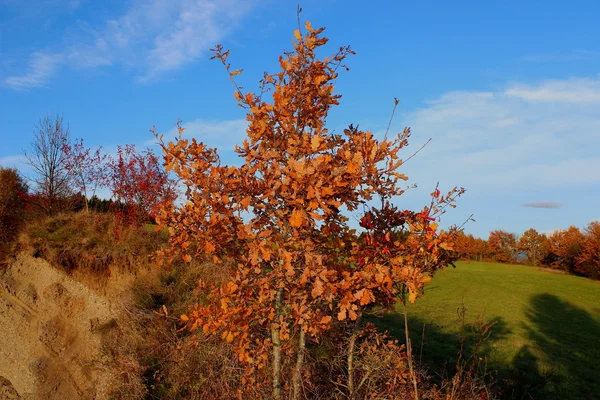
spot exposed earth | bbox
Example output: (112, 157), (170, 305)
(0, 254), (124, 400)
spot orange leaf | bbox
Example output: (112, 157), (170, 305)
(289, 209), (304, 228)
(294, 29), (302, 40)
(205, 241), (216, 254)
(337, 308), (347, 321)
(311, 279), (324, 297)
(180, 314), (189, 322)
(240, 196), (251, 208)
(230, 69), (243, 76)
(311, 135), (322, 151)
(360, 289), (373, 306)
(182, 254), (192, 263)
(305, 21), (313, 32)
(319, 315), (332, 324)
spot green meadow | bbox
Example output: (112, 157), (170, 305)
(377, 262), (600, 400)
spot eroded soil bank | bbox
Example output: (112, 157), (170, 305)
(0, 254), (122, 400)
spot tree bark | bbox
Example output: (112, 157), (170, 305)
(292, 328), (306, 400)
(271, 288), (283, 400)
(347, 328), (358, 399)
(403, 296), (419, 400)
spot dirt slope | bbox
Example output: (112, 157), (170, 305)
(0, 254), (118, 400)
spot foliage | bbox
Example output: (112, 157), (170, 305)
(543, 226), (585, 274)
(107, 144), (176, 227)
(487, 231), (517, 264)
(575, 221), (600, 279)
(157, 21), (462, 399)
(517, 228), (547, 266)
(454, 232), (487, 262)
(62, 138), (109, 212)
(0, 167), (28, 242)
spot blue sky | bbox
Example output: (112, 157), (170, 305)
(1, 0), (599, 238)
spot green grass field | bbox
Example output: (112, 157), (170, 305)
(376, 262), (600, 400)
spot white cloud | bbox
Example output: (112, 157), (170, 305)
(0, 155), (28, 168)
(3, 52), (63, 89)
(397, 76), (600, 191)
(505, 77), (600, 103)
(3, 0), (255, 88)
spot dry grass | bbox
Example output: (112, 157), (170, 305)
(16, 212), (167, 288)
(102, 260), (258, 400)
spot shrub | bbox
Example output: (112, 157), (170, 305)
(0, 167), (28, 243)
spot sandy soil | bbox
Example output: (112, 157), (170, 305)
(0, 254), (121, 400)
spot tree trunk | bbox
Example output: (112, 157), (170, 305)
(271, 288), (283, 400)
(403, 297), (419, 400)
(347, 328), (358, 399)
(292, 328), (306, 400)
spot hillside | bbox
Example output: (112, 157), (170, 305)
(379, 262), (600, 399)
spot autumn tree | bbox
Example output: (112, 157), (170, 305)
(473, 237), (488, 261)
(453, 231), (472, 260)
(63, 138), (108, 212)
(25, 115), (72, 214)
(107, 144), (176, 224)
(544, 226), (585, 274)
(0, 168), (28, 242)
(488, 230), (517, 263)
(157, 21), (463, 399)
(576, 222), (600, 279)
(517, 228), (547, 266)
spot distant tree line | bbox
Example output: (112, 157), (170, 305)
(0, 114), (176, 244)
(454, 224), (600, 280)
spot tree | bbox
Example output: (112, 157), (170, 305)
(544, 226), (585, 274)
(473, 237), (488, 261)
(517, 228), (547, 266)
(488, 230), (517, 263)
(107, 144), (176, 224)
(453, 231), (472, 260)
(0, 168), (28, 242)
(157, 21), (463, 399)
(62, 138), (108, 212)
(576, 222), (600, 279)
(25, 115), (72, 214)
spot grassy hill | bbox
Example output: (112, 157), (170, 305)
(377, 261), (600, 399)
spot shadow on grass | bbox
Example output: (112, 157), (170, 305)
(506, 294), (600, 400)
(373, 294), (600, 400)
(371, 309), (510, 383)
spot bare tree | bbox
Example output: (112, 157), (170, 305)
(25, 115), (72, 214)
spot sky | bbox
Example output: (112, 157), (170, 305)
(1, 0), (599, 238)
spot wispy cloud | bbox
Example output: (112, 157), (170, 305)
(3, 0), (256, 88)
(3, 52), (63, 89)
(522, 202), (563, 209)
(0, 155), (29, 169)
(505, 77), (600, 103)
(396, 76), (600, 190)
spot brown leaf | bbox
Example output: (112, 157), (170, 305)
(289, 209), (304, 228)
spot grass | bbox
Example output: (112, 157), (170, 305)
(376, 261), (600, 399)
